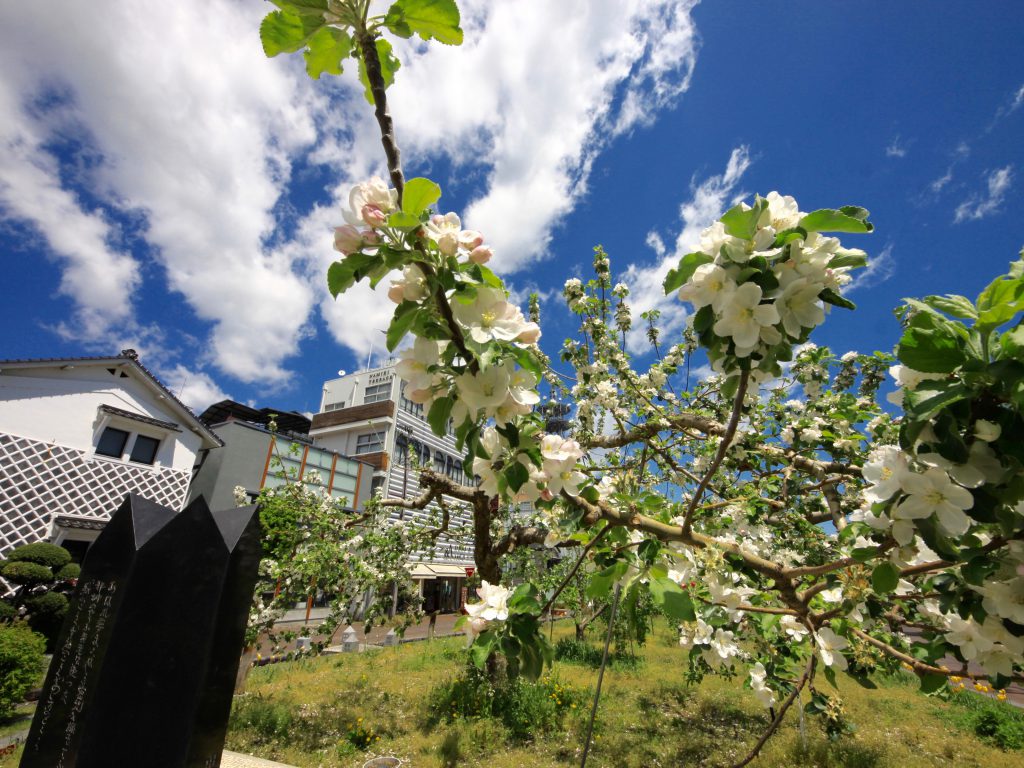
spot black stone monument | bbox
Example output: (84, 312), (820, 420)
(21, 494), (261, 768)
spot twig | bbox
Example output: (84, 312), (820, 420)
(541, 524), (611, 615)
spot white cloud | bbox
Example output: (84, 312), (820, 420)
(619, 145), (752, 352)
(930, 168), (953, 193)
(885, 136), (907, 158)
(157, 364), (231, 414)
(954, 166), (1013, 223)
(847, 243), (895, 293)
(0, 0), (702, 378)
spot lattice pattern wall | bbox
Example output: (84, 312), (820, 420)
(0, 433), (189, 557)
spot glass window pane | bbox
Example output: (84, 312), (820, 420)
(96, 427), (129, 458)
(129, 435), (160, 464)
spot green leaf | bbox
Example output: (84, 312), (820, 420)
(327, 252), (380, 296)
(827, 250), (868, 270)
(260, 10), (324, 57)
(386, 301), (419, 352)
(918, 671), (948, 695)
(387, 211), (421, 229)
(977, 277), (1024, 332)
(799, 207), (874, 233)
(384, 0), (464, 45)
(720, 198), (767, 240)
(358, 38), (401, 105)
(649, 577), (696, 621)
(999, 323), (1024, 360)
(270, 0), (329, 15)
(923, 295), (978, 320)
(427, 397), (454, 438)
(505, 460), (529, 493)
(871, 562), (900, 594)
(820, 288), (856, 311)
(303, 26), (352, 79)
(903, 381), (966, 422)
(402, 177), (442, 217)
(823, 665), (838, 690)
(586, 561), (628, 600)
(897, 312), (968, 373)
(469, 630), (494, 668)
(664, 252), (713, 295)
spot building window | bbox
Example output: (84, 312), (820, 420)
(129, 435), (160, 465)
(364, 382), (391, 404)
(399, 383), (424, 418)
(452, 460), (463, 484)
(395, 433), (408, 465)
(434, 450), (446, 474)
(355, 432), (385, 455)
(95, 427), (130, 458)
(323, 400), (345, 412)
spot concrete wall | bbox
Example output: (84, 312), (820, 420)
(188, 421), (272, 511)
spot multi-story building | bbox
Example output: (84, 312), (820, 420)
(310, 362), (472, 613)
(188, 399), (373, 514)
(0, 351), (223, 561)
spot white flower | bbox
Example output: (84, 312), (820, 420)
(944, 615), (993, 660)
(763, 191), (803, 230)
(425, 212), (463, 256)
(395, 337), (446, 401)
(886, 364), (942, 406)
(976, 577), (1024, 624)
(703, 628), (740, 669)
(776, 277), (826, 338)
(749, 662), (777, 709)
(862, 445), (912, 503)
(456, 364), (511, 416)
(677, 263), (736, 312)
(679, 618), (714, 651)
(712, 282), (780, 353)
(814, 626), (849, 670)
(464, 581), (511, 622)
(780, 615), (809, 641)
(897, 467), (974, 537)
(472, 427), (505, 497)
(387, 263), (430, 304)
(698, 221), (744, 260)
(342, 177), (398, 228)
(819, 587), (843, 604)
(452, 287), (540, 344)
(974, 419), (1001, 442)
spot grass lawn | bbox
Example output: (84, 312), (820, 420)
(0, 622), (1020, 767)
(222, 622), (1024, 768)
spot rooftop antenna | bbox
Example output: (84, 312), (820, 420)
(365, 344), (373, 372)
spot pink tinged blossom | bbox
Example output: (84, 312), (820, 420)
(468, 245), (493, 265)
(333, 225), (365, 255)
(387, 264), (430, 304)
(395, 337), (446, 392)
(459, 230), (484, 250)
(343, 177), (397, 227)
(426, 212), (462, 256)
(361, 203), (388, 228)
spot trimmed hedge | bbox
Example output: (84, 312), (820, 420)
(7, 542), (71, 570)
(0, 561), (53, 586)
(0, 626), (45, 719)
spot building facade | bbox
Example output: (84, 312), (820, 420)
(0, 351), (223, 561)
(310, 362), (473, 613)
(188, 413), (374, 515)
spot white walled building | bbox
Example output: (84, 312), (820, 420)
(310, 361), (473, 613)
(0, 351), (223, 560)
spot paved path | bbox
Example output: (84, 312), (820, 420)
(220, 751), (297, 767)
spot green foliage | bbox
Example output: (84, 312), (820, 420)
(6, 542), (71, 570)
(384, 0), (464, 45)
(0, 626), (45, 720)
(55, 563), (80, 581)
(428, 666), (582, 741)
(553, 637), (643, 670)
(663, 251), (712, 294)
(0, 561), (52, 587)
(946, 689), (1024, 750)
(303, 26), (353, 79)
(799, 206), (874, 233)
(23, 591), (69, 652)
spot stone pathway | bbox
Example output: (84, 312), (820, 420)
(220, 750), (297, 767)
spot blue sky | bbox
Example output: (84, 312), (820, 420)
(1, 1), (1021, 416)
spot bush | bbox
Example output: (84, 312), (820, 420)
(0, 603), (17, 623)
(0, 561), (53, 586)
(7, 543), (71, 570)
(24, 592), (69, 652)
(55, 563), (80, 581)
(0, 627), (45, 719)
(947, 689), (1024, 750)
(428, 666), (582, 741)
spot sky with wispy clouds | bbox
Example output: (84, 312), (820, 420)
(1, 1), (1022, 414)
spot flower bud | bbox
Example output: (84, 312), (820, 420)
(333, 225), (363, 255)
(361, 203), (388, 228)
(468, 245), (493, 265)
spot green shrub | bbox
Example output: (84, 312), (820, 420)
(7, 543), (71, 570)
(24, 592), (69, 652)
(0, 626), (45, 719)
(946, 689), (1024, 750)
(0, 561), (53, 586)
(428, 666), (583, 741)
(0, 603), (17, 623)
(55, 563), (80, 581)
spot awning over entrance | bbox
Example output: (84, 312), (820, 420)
(408, 563), (469, 579)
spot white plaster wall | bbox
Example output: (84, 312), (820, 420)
(0, 366), (203, 472)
